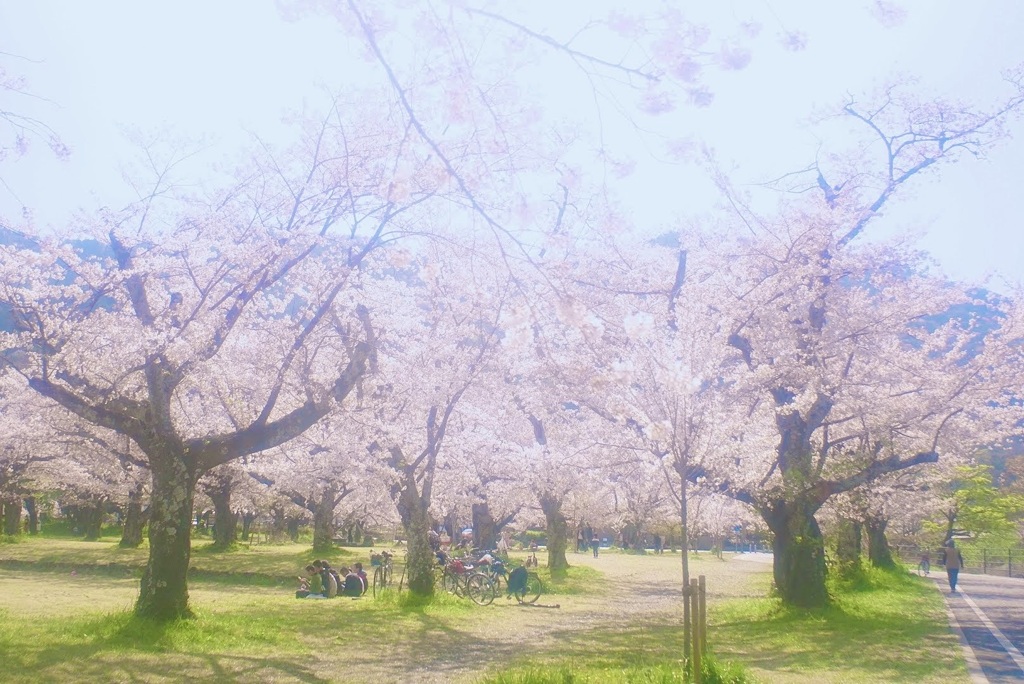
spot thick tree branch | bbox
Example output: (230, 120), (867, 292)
(815, 450), (939, 504)
(28, 378), (146, 441)
(191, 342), (371, 470)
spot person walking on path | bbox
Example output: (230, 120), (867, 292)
(942, 540), (964, 593)
(590, 534), (600, 558)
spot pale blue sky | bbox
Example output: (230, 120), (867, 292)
(1, 1), (1021, 287)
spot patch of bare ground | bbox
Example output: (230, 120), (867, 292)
(312, 551), (772, 683)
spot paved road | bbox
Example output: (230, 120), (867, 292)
(937, 572), (1024, 682)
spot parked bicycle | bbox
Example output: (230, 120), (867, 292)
(918, 551), (931, 576)
(440, 557), (496, 605)
(458, 548), (507, 591)
(464, 547), (542, 605)
(370, 550), (395, 597)
(524, 542), (539, 568)
(506, 565), (543, 605)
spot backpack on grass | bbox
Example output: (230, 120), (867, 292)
(507, 566), (528, 594)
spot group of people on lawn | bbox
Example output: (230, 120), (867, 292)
(296, 559), (367, 599)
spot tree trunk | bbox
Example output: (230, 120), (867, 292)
(762, 498), (828, 608)
(209, 481), (238, 550)
(943, 510), (955, 545)
(135, 453), (198, 621)
(83, 498), (106, 540)
(312, 486), (336, 554)
(865, 516), (895, 569)
(24, 496), (38, 535)
(271, 505), (287, 541)
(120, 486), (148, 548)
(679, 475), (691, 663)
(472, 502), (497, 550)
(241, 510), (255, 541)
(442, 509), (458, 540)
(398, 476), (434, 597)
(835, 518), (862, 575)
(286, 515), (300, 542)
(2, 498), (21, 536)
(538, 493), (569, 575)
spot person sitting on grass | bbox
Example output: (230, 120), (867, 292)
(353, 562), (368, 595)
(313, 560), (339, 598)
(323, 560), (342, 598)
(296, 565), (327, 599)
(340, 566), (363, 597)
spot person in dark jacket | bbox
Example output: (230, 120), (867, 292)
(353, 562), (368, 595)
(339, 567), (363, 597)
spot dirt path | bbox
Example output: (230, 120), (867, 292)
(318, 551), (772, 683)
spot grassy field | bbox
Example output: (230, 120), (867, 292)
(468, 560), (967, 684)
(711, 566), (967, 684)
(0, 536), (363, 585)
(0, 537), (968, 683)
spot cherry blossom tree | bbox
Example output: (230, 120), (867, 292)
(631, 73), (1024, 607)
(198, 462), (266, 550)
(0, 101), (438, 618)
(246, 417), (391, 554)
(433, 439), (525, 551)
(500, 383), (623, 574)
(0, 378), (57, 534)
(336, 238), (514, 595)
(607, 458), (674, 550)
(705, 224), (1022, 606)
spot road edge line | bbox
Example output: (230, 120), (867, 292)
(933, 581), (988, 683)
(960, 589), (1024, 677)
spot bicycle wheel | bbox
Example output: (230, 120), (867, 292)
(383, 563), (393, 589)
(442, 569), (461, 595)
(398, 565), (406, 592)
(373, 565), (385, 598)
(466, 573), (495, 606)
(515, 571), (543, 605)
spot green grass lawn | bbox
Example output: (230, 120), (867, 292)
(0, 569), (479, 682)
(0, 536), (612, 682)
(475, 564), (968, 684)
(0, 538), (968, 683)
(0, 535), (365, 585)
(710, 566), (967, 683)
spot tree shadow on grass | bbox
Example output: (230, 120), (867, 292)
(10, 648), (331, 683)
(3, 612), (331, 684)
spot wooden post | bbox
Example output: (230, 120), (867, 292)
(691, 577), (702, 683)
(683, 580), (691, 664)
(699, 575), (707, 654)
